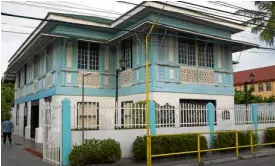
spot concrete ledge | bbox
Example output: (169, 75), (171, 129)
(265, 152), (275, 157)
(172, 163), (200, 166)
(254, 153), (267, 158)
(203, 157), (238, 166)
(239, 155), (253, 160)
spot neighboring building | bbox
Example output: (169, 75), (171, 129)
(234, 65), (275, 97)
(2, 1), (257, 143)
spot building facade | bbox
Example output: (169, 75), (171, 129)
(234, 65), (275, 98)
(3, 1), (257, 143)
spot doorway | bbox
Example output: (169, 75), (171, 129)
(31, 100), (39, 139)
(23, 103), (28, 138)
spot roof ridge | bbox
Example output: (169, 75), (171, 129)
(234, 65), (275, 73)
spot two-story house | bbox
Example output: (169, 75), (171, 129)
(3, 1), (258, 143)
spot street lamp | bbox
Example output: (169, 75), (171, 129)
(115, 59), (126, 129)
(244, 72), (255, 122)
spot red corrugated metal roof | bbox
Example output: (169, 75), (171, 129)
(234, 65), (275, 86)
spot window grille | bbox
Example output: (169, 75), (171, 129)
(178, 38), (195, 66)
(78, 41), (88, 69)
(121, 101), (134, 128)
(77, 102), (99, 130)
(121, 39), (133, 70)
(222, 110), (230, 120)
(198, 41), (214, 68)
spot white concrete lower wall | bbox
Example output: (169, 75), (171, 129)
(72, 126), (210, 158)
(72, 123), (275, 158)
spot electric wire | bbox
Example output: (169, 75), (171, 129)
(117, 1), (275, 29)
(4, 0), (274, 28)
(2, 13), (274, 51)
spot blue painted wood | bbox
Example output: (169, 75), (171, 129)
(252, 104), (258, 137)
(51, 24), (114, 40)
(57, 86), (114, 96)
(207, 102), (215, 149)
(15, 87), (57, 104)
(61, 98), (71, 166)
(154, 82), (234, 96)
(149, 100), (156, 136)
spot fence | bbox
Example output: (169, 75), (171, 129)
(43, 103), (61, 166)
(42, 100), (275, 165)
(69, 103), (275, 130)
(258, 104), (275, 123)
(70, 103), (214, 130)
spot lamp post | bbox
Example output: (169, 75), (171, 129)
(244, 72), (255, 122)
(115, 60), (126, 129)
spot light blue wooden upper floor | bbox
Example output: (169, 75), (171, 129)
(4, 1), (258, 103)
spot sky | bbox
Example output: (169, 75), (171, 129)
(1, 0), (275, 78)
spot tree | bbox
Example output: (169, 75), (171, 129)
(234, 86), (254, 104)
(1, 83), (15, 121)
(236, 1), (275, 46)
(234, 87), (275, 104)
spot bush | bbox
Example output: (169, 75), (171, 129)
(264, 127), (275, 146)
(69, 138), (121, 166)
(132, 134), (208, 161)
(214, 130), (258, 150)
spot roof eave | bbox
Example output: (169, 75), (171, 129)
(8, 13), (52, 63)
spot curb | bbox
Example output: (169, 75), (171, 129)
(203, 157), (238, 166)
(172, 163), (200, 166)
(171, 152), (275, 166)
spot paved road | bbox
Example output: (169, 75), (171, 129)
(214, 156), (275, 166)
(1, 143), (50, 166)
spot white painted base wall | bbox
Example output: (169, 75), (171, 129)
(72, 123), (275, 158)
(12, 96), (60, 143)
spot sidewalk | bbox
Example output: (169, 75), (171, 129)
(12, 134), (43, 153)
(3, 134), (275, 166)
(1, 142), (50, 166)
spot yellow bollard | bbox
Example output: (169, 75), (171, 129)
(236, 131), (239, 157)
(250, 130), (254, 155)
(197, 133), (201, 163)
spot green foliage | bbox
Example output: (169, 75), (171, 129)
(264, 127), (275, 146)
(69, 138), (121, 166)
(234, 88), (275, 104)
(132, 134), (208, 161)
(1, 83), (14, 121)
(236, 2), (275, 46)
(99, 139), (122, 163)
(214, 131), (258, 150)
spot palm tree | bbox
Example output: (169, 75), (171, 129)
(236, 1), (275, 46)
